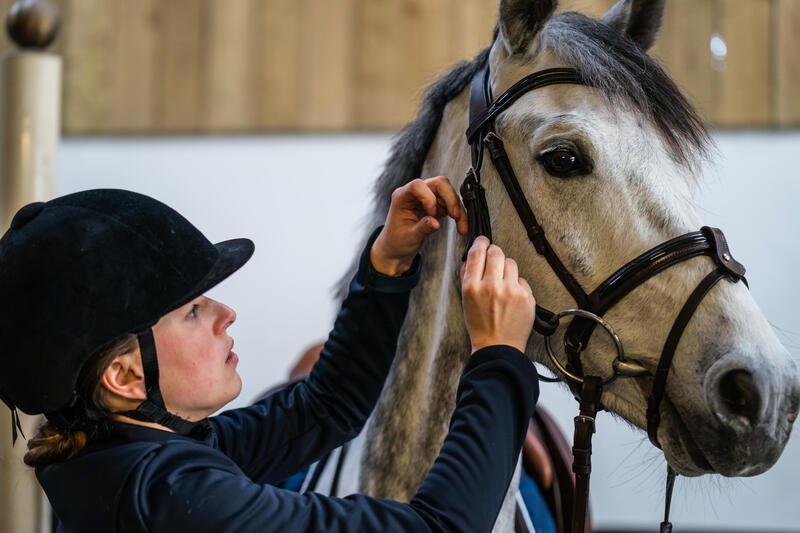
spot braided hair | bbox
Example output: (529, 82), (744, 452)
(23, 334), (137, 468)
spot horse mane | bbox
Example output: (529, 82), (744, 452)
(336, 11), (712, 296)
(370, 45), (494, 222)
(334, 43), (493, 298)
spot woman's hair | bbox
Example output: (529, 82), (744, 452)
(23, 333), (138, 468)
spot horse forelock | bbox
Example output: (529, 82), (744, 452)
(543, 12), (713, 172)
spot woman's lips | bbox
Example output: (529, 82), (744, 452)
(226, 351), (238, 365)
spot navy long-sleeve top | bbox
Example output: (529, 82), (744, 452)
(37, 231), (540, 532)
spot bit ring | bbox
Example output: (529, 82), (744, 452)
(544, 309), (626, 385)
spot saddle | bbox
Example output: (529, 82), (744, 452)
(257, 342), (591, 533)
(521, 407), (592, 533)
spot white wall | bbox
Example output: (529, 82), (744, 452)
(57, 131), (799, 531)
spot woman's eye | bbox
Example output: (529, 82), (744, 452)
(187, 304), (199, 318)
(537, 147), (590, 178)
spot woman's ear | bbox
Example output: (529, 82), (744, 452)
(100, 352), (147, 401)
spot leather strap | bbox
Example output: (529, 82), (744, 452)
(119, 399), (199, 435)
(571, 376), (602, 533)
(467, 68), (585, 142)
(561, 230), (715, 376)
(460, 169), (493, 259)
(469, 62), (492, 173)
(483, 132), (591, 310)
(660, 465), (677, 533)
(646, 267), (729, 447)
(116, 328), (201, 436)
(137, 329), (165, 409)
(587, 231), (711, 313)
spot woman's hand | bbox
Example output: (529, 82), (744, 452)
(370, 177), (468, 276)
(460, 237), (536, 354)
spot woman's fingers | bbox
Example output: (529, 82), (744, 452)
(503, 258), (518, 282)
(411, 216), (440, 236)
(425, 176), (469, 236)
(483, 244), (505, 281)
(518, 276), (533, 296)
(463, 236), (490, 283)
(460, 240), (537, 353)
(406, 179), (438, 217)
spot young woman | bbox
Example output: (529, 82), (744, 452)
(0, 177), (539, 532)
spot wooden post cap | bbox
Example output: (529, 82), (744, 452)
(6, 0), (60, 49)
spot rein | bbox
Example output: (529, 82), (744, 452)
(460, 60), (748, 533)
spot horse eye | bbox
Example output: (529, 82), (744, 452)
(537, 147), (590, 178)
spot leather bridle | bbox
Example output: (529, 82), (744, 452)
(461, 60), (748, 533)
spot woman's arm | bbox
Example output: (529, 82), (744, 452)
(210, 226), (420, 482)
(139, 346), (538, 533)
(211, 177), (468, 482)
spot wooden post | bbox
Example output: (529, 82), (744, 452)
(0, 2), (61, 532)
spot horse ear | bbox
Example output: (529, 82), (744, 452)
(498, 0), (559, 55)
(601, 0), (666, 51)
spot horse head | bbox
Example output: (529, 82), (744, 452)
(353, 1), (800, 522)
(425, 0), (800, 478)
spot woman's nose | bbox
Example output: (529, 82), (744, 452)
(212, 300), (236, 333)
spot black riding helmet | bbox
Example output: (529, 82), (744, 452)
(0, 189), (254, 442)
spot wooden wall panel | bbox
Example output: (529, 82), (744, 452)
(199, 0), (258, 131)
(355, 0), (455, 129)
(299, 0), (356, 130)
(0, 0), (792, 134)
(450, 0), (498, 61)
(775, 0), (800, 126)
(0, 0), (16, 58)
(357, 0), (420, 129)
(110, 0), (162, 132)
(713, 0), (771, 127)
(558, 0), (616, 17)
(401, 0), (456, 97)
(60, 0), (115, 133)
(251, 0), (302, 130)
(160, 0), (202, 132)
(651, 0), (714, 120)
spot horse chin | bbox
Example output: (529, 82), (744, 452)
(602, 386), (714, 477)
(659, 396), (715, 477)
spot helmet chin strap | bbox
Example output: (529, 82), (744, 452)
(117, 329), (202, 435)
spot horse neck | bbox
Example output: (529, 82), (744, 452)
(358, 221), (473, 500)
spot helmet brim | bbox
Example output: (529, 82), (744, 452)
(152, 238), (255, 323)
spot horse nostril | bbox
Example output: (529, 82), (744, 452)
(718, 369), (762, 427)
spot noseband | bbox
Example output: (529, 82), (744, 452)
(460, 61), (748, 533)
